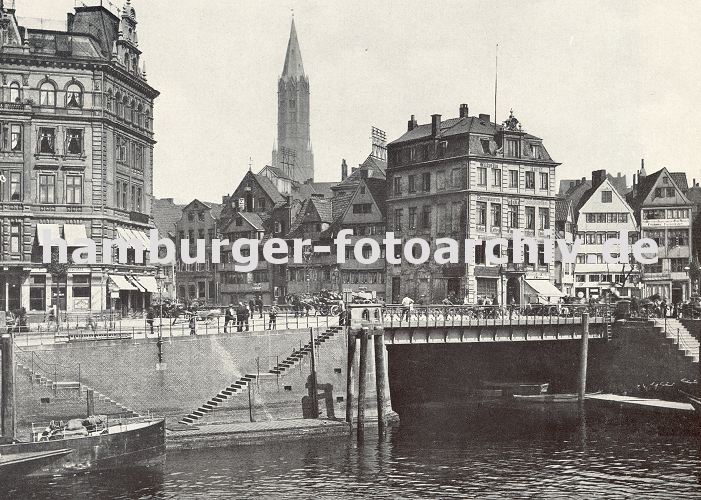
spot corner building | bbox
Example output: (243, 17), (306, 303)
(386, 106), (559, 305)
(0, 2), (159, 316)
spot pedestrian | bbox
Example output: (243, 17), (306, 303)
(224, 304), (234, 333)
(243, 302), (250, 331)
(401, 295), (414, 321)
(236, 302), (245, 332)
(268, 301), (278, 330)
(255, 295), (264, 319)
(661, 299), (668, 318)
(146, 308), (154, 337)
(189, 314), (197, 335)
(248, 298), (256, 318)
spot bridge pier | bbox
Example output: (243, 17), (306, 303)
(1, 331), (16, 441)
(374, 331), (387, 435)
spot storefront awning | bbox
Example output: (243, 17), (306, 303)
(36, 224), (60, 246)
(134, 276), (158, 293)
(109, 274), (138, 291)
(126, 275), (147, 292)
(64, 224), (88, 246)
(116, 227), (151, 249)
(524, 279), (565, 304)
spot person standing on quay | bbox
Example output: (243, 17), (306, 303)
(189, 314), (197, 336)
(255, 295), (264, 319)
(224, 304), (233, 333)
(268, 302), (278, 330)
(146, 308), (155, 337)
(401, 295), (414, 321)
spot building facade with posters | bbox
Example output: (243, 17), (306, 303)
(385, 106), (559, 305)
(0, 2), (159, 317)
(627, 166), (694, 302)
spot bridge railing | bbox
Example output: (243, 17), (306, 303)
(380, 303), (614, 329)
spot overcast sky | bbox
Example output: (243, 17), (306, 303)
(17, 0), (701, 203)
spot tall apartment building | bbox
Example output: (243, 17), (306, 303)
(386, 106), (560, 305)
(0, 2), (159, 315)
(628, 166), (694, 302)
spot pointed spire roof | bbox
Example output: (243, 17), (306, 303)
(282, 19), (305, 79)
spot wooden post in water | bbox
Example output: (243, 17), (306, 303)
(86, 388), (95, 417)
(1, 332), (16, 441)
(345, 330), (356, 427)
(578, 312), (589, 402)
(357, 330), (369, 439)
(309, 328), (319, 417)
(374, 329), (387, 435)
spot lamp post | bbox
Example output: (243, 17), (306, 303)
(155, 265), (165, 370)
(303, 245), (313, 296)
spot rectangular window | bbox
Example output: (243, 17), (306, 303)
(393, 176), (402, 195)
(493, 168), (502, 187)
(671, 258), (687, 272)
(38, 127), (55, 154)
(531, 144), (541, 159)
(540, 172), (548, 190)
(131, 185), (136, 211)
(538, 207), (550, 229)
(509, 170), (518, 188)
(481, 138), (491, 154)
(122, 181), (128, 209)
(476, 201), (487, 226)
(422, 205), (431, 229)
(477, 167), (487, 186)
(525, 206), (535, 230)
(667, 229), (688, 247)
(491, 203), (501, 227)
(408, 175), (416, 193)
(116, 181), (121, 208)
(437, 204), (446, 234)
(505, 139), (519, 157)
(66, 129), (83, 155)
(436, 170), (446, 191)
(72, 275), (91, 299)
(136, 187), (142, 212)
(394, 209), (403, 231)
(601, 190), (612, 203)
(10, 222), (20, 253)
(352, 203), (372, 214)
(408, 207), (417, 229)
(525, 171), (535, 189)
(422, 172), (431, 192)
(508, 205), (519, 228)
(38, 174), (55, 204)
(9, 171), (21, 201)
(66, 175), (82, 204)
(10, 124), (22, 151)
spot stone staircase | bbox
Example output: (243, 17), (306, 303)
(653, 318), (700, 363)
(14, 360), (141, 418)
(179, 325), (342, 425)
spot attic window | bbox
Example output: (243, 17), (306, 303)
(662, 176), (669, 184)
(530, 144), (542, 159)
(481, 139), (491, 155)
(601, 190), (612, 203)
(360, 186), (366, 194)
(235, 217), (243, 226)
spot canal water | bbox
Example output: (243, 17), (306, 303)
(8, 402), (700, 499)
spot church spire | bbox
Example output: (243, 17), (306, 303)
(281, 18), (305, 79)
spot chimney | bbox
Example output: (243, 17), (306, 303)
(478, 113), (491, 123)
(581, 177), (586, 184)
(569, 181), (575, 189)
(431, 114), (441, 137)
(591, 169), (606, 186)
(341, 159), (348, 181)
(633, 173), (637, 188)
(407, 114), (418, 132)
(639, 158), (647, 178)
(459, 103), (469, 118)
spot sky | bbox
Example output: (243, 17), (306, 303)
(15, 0), (701, 204)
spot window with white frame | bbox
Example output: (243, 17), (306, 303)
(39, 81), (56, 106)
(38, 174), (55, 203)
(66, 175), (82, 204)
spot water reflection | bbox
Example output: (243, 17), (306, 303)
(8, 402), (700, 499)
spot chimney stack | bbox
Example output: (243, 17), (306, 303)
(407, 114), (418, 132)
(341, 159), (348, 181)
(459, 103), (469, 118)
(592, 169), (606, 186)
(478, 113), (491, 123)
(431, 114), (441, 137)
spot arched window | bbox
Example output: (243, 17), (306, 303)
(122, 96), (129, 121)
(9, 81), (21, 103)
(115, 91), (123, 117)
(39, 81), (56, 106)
(130, 99), (136, 123)
(66, 83), (83, 108)
(106, 89), (113, 113)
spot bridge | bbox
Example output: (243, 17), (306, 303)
(368, 304), (613, 344)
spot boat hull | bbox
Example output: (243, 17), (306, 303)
(0, 419), (165, 476)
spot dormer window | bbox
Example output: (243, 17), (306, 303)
(481, 139), (491, 155)
(601, 190), (612, 203)
(530, 144), (541, 159)
(505, 139), (519, 157)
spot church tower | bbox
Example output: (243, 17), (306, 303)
(272, 18), (314, 184)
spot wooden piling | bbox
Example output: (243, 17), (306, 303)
(578, 312), (589, 402)
(345, 330), (356, 426)
(374, 330), (387, 435)
(86, 388), (95, 417)
(357, 331), (368, 439)
(1, 333), (16, 441)
(309, 328), (319, 417)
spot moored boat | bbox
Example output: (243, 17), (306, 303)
(0, 449), (72, 479)
(0, 416), (166, 476)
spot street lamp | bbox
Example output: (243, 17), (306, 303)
(303, 245), (313, 296)
(155, 265), (165, 370)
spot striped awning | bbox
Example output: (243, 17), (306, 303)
(116, 227), (150, 249)
(36, 224), (60, 246)
(108, 274), (138, 291)
(134, 276), (158, 293)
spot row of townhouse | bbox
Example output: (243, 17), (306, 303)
(560, 164), (697, 303)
